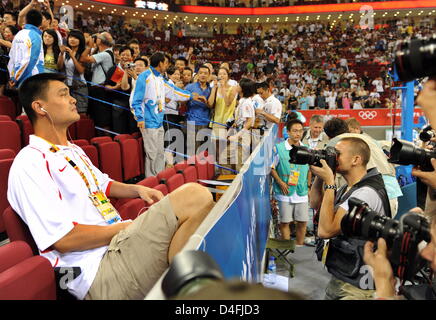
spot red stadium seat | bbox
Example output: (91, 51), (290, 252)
(194, 160), (208, 185)
(117, 198), (148, 221)
(0, 115), (11, 121)
(132, 132), (141, 139)
(0, 159), (13, 234)
(3, 206), (39, 256)
(16, 115), (34, 147)
(156, 167), (176, 184)
(118, 139), (141, 182)
(90, 136), (112, 145)
(137, 176), (159, 188)
(67, 123), (77, 140)
(75, 118), (95, 141)
(95, 142), (122, 182)
(0, 149), (15, 160)
(0, 121), (21, 154)
(182, 165), (198, 184)
(154, 184), (168, 196)
(174, 161), (188, 173)
(81, 144), (100, 168)
(166, 173), (184, 192)
(72, 139), (89, 147)
(137, 137), (144, 176)
(114, 134), (133, 142)
(0, 241), (56, 300)
(0, 96), (17, 120)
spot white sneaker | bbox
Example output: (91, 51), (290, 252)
(304, 236), (316, 247)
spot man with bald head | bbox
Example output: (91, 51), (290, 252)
(81, 32), (116, 131)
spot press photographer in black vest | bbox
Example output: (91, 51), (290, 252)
(309, 137), (391, 300)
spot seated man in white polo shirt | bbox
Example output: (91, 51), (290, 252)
(7, 73), (214, 300)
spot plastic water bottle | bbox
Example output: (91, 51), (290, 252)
(265, 256), (277, 286)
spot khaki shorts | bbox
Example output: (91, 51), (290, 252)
(85, 195), (178, 300)
(278, 201), (309, 223)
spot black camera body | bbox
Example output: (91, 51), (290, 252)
(289, 145), (338, 172)
(394, 34), (436, 82)
(388, 138), (436, 171)
(341, 197), (431, 282)
(419, 125), (435, 143)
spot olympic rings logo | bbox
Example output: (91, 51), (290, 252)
(358, 111), (378, 120)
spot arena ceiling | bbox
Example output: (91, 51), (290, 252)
(58, 0), (436, 25)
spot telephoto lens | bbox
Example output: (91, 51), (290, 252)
(289, 146), (338, 171)
(394, 34), (436, 82)
(389, 138), (436, 171)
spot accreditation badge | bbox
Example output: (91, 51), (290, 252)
(287, 170), (300, 186)
(90, 191), (122, 224)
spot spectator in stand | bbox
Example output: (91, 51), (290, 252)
(175, 56), (188, 74)
(58, 29), (88, 116)
(127, 38), (140, 60)
(372, 76), (384, 94)
(0, 24), (18, 96)
(42, 29), (60, 73)
(131, 52), (202, 177)
(185, 65), (213, 153)
(228, 78), (256, 171)
(80, 32), (115, 131)
(8, 9), (44, 88)
(182, 66), (193, 87)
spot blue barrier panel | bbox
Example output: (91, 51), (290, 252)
(145, 126), (277, 299)
(396, 182), (417, 220)
(201, 125), (277, 282)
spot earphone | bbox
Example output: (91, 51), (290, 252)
(41, 107), (48, 113)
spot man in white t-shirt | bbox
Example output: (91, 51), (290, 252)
(372, 77), (384, 93)
(256, 81), (282, 130)
(7, 73), (213, 300)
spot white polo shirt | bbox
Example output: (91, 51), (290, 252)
(261, 95), (282, 129)
(7, 135), (118, 300)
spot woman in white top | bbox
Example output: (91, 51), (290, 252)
(58, 30), (88, 115)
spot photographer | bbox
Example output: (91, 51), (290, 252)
(363, 216), (436, 300)
(309, 137), (391, 300)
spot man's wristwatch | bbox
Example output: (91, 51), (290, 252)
(324, 184), (337, 191)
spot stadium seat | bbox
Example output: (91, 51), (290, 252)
(137, 137), (144, 176)
(154, 184), (169, 196)
(117, 198), (148, 221)
(137, 176), (159, 188)
(182, 165), (198, 184)
(157, 167), (176, 184)
(0, 158), (13, 234)
(0, 241), (56, 300)
(132, 132), (141, 139)
(0, 149), (15, 160)
(0, 96), (17, 120)
(166, 173), (184, 192)
(72, 139), (89, 147)
(75, 118), (95, 141)
(114, 134), (134, 142)
(0, 115), (11, 121)
(81, 144), (100, 168)
(95, 142), (123, 182)
(0, 121), (21, 154)
(16, 115), (34, 147)
(90, 136), (112, 145)
(118, 139), (141, 182)
(3, 206), (39, 256)
(193, 158), (208, 185)
(174, 161), (189, 173)
(67, 123), (77, 140)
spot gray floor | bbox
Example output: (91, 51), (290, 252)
(276, 245), (331, 300)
